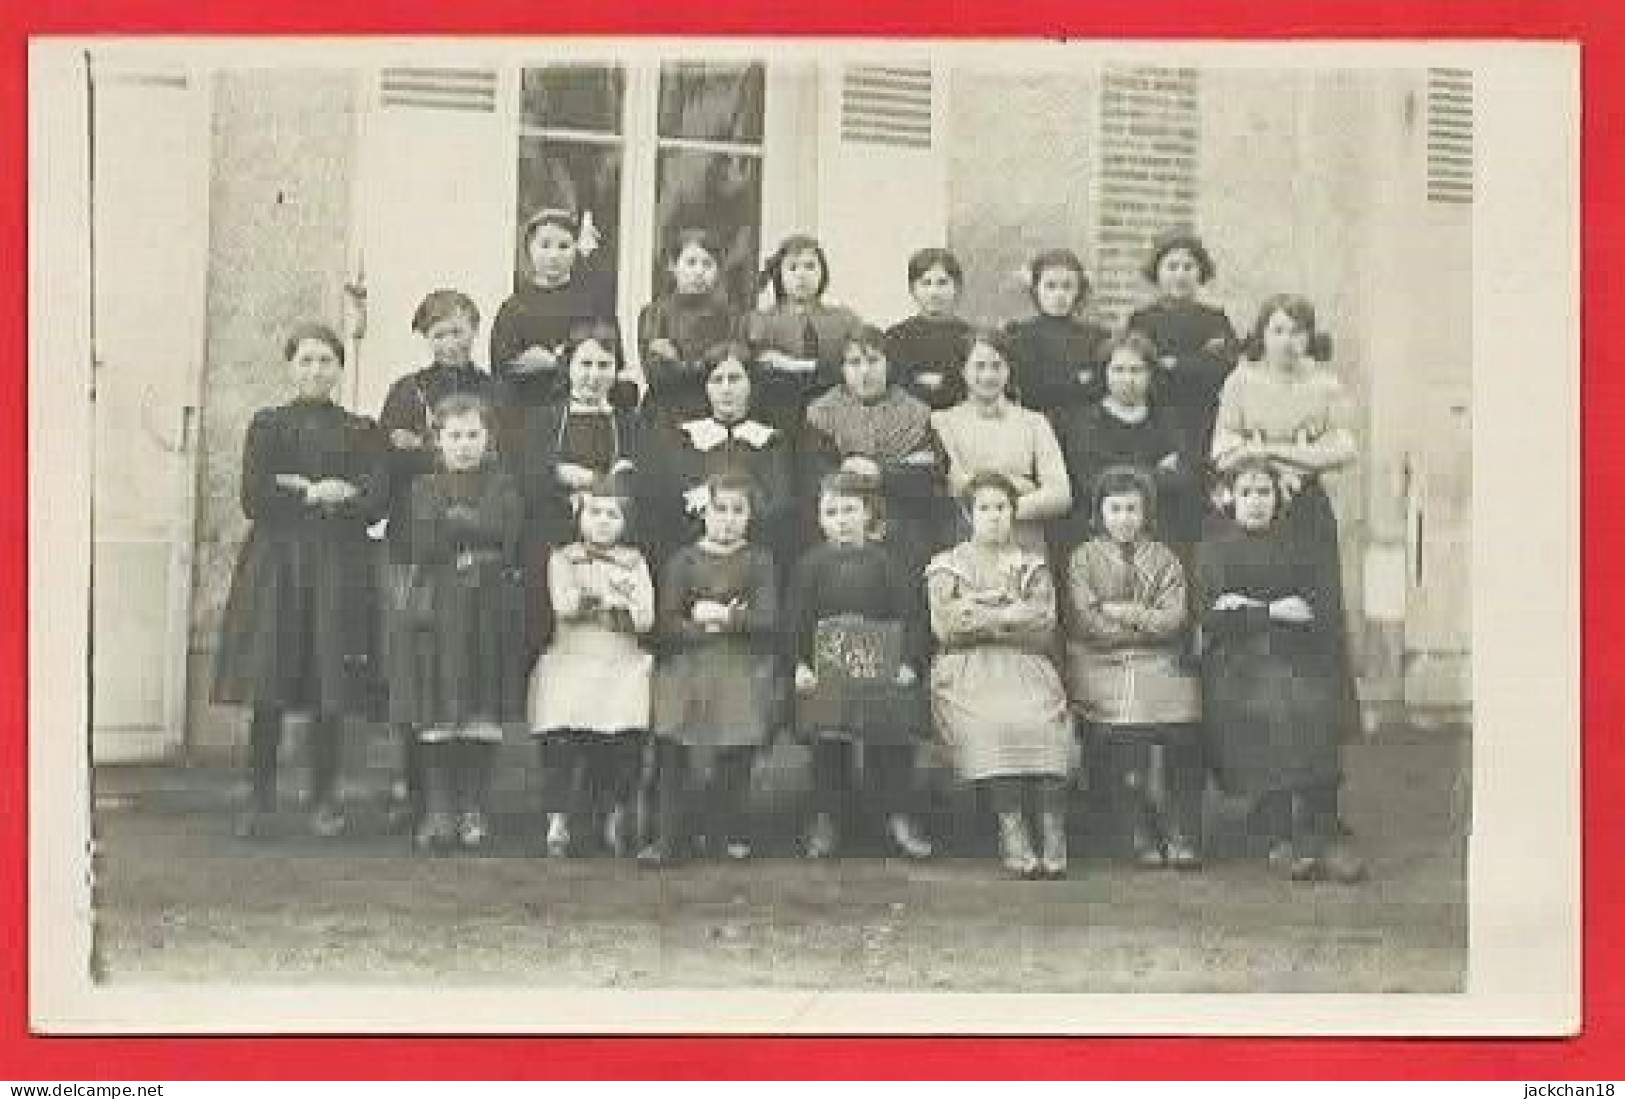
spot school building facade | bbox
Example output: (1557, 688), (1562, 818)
(71, 49), (1474, 763)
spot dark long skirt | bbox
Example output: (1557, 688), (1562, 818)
(1203, 633), (1343, 797)
(389, 557), (529, 729)
(213, 528), (379, 715)
(1273, 479), (1362, 742)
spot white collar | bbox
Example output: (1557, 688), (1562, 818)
(681, 418), (776, 452)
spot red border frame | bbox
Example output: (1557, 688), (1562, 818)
(5, 0), (1612, 1078)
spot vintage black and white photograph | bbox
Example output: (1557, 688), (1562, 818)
(27, 38), (1578, 1033)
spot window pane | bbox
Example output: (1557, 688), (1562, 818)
(657, 63), (765, 144)
(521, 65), (624, 133)
(515, 137), (622, 301)
(652, 149), (762, 309)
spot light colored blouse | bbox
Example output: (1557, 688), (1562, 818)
(925, 542), (1058, 653)
(930, 398), (1072, 550)
(1212, 362), (1354, 446)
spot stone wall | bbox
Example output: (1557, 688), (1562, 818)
(945, 68), (1103, 327)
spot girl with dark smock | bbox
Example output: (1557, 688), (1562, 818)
(392, 394), (527, 852)
(376, 289), (498, 831)
(644, 473), (783, 865)
(789, 474), (934, 861)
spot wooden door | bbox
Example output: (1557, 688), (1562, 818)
(88, 58), (213, 762)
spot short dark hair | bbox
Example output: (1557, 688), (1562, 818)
(819, 469), (880, 505)
(579, 470), (638, 530)
(664, 227), (723, 267)
(431, 392), (495, 432)
(583, 468), (637, 502)
(522, 207), (581, 248)
(760, 234), (831, 302)
(1027, 248), (1092, 312)
(1091, 464), (1158, 535)
(703, 471), (759, 516)
(429, 392), (497, 466)
(818, 470), (883, 532)
(562, 320), (625, 370)
(700, 340), (756, 379)
(963, 326), (1017, 369)
(907, 247), (963, 289)
(283, 321), (345, 365)
(1224, 454), (1283, 502)
(961, 469), (1022, 508)
(411, 289), (481, 335)
(1242, 293), (1334, 362)
(1141, 227), (1217, 285)
(1103, 330), (1158, 366)
(842, 324), (889, 359)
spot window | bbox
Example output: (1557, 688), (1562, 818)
(514, 62), (767, 315)
(516, 66), (626, 302)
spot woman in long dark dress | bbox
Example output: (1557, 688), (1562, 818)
(213, 323), (388, 839)
(505, 322), (648, 661)
(645, 341), (796, 570)
(1195, 458), (1365, 883)
(392, 393), (527, 851)
(803, 325), (951, 581)
(1126, 228), (1241, 493)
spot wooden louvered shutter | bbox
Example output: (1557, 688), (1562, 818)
(379, 66), (499, 112)
(1425, 68), (1474, 206)
(816, 63), (947, 323)
(841, 64), (934, 149)
(353, 65), (514, 418)
(1093, 65), (1200, 326)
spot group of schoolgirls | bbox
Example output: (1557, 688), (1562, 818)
(212, 208), (1367, 884)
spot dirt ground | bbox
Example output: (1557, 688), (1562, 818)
(91, 731), (1468, 993)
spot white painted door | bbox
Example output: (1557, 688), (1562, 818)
(88, 57), (213, 762)
(1403, 68), (1474, 714)
(349, 66), (517, 418)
